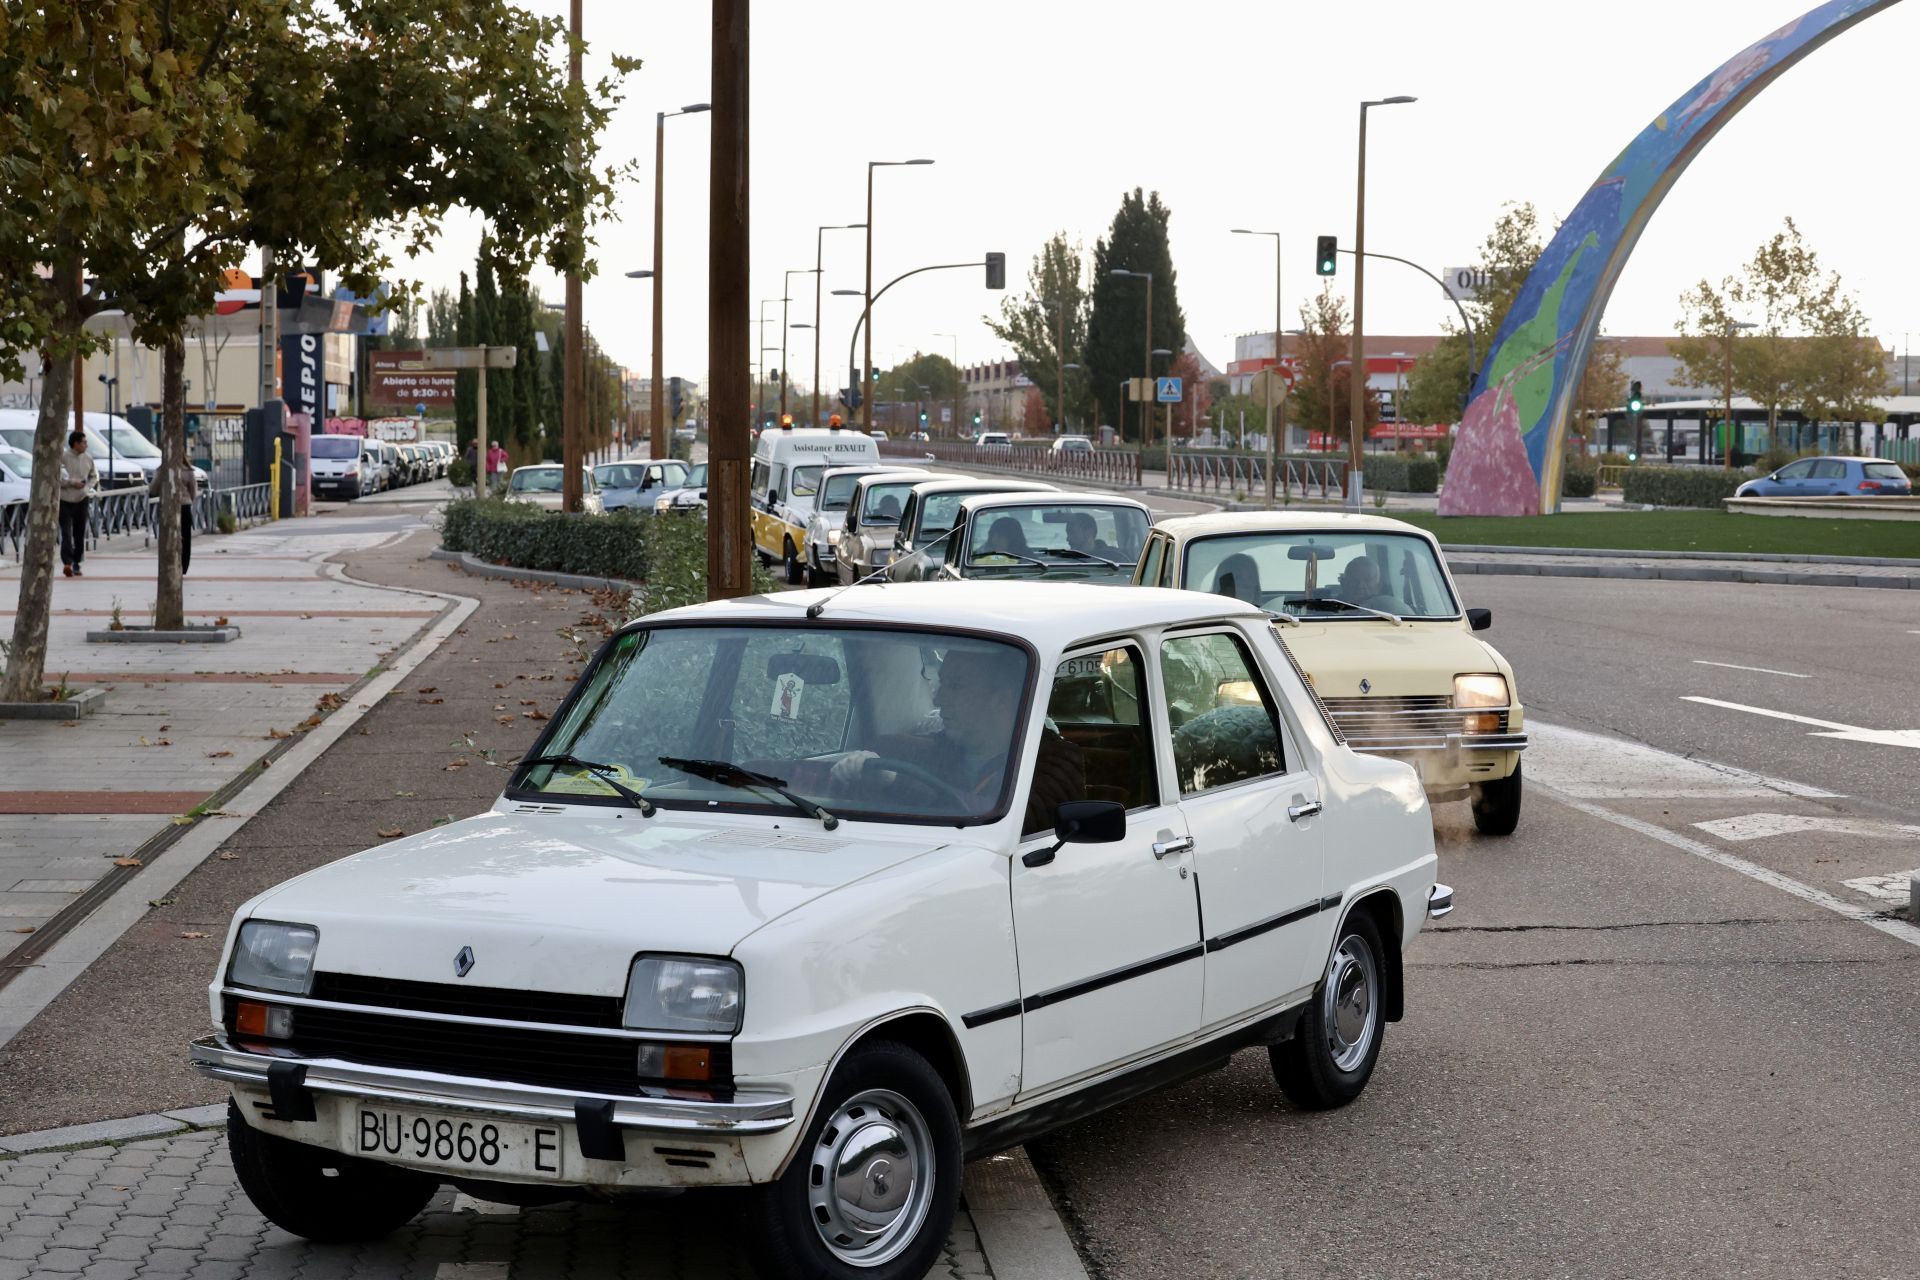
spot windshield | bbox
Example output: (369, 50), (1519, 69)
(858, 481), (918, 525)
(1864, 462), (1906, 481)
(510, 469), (562, 493)
(0, 429), (34, 454)
(686, 463), (708, 485)
(515, 625), (1031, 824)
(101, 424), (161, 458)
(965, 503), (1150, 571)
(790, 465), (822, 498)
(0, 453), (27, 481)
(821, 472), (869, 511)
(595, 464), (647, 488)
(312, 436), (361, 459)
(1183, 531), (1460, 619)
(916, 489), (996, 535)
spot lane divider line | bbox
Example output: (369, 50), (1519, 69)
(1691, 660), (1809, 678)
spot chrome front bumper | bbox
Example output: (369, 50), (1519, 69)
(190, 1035), (794, 1137)
(1428, 883), (1454, 918)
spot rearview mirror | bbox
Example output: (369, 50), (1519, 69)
(1287, 544), (1336, 561)
(766, 652), (842, 685)
(1466, 608), (1492, 631)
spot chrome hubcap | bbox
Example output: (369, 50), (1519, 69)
(1323, 935), (1378, 1073)
(806, 1089), (935, 1267)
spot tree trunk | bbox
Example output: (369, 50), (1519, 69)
(154, 333), (187, 631)
(1, 266), (82, 704)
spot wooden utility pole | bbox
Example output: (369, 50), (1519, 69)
(708, 0), (751, 599)
(562, 0), (584, 512)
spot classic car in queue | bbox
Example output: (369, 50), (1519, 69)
(1134, 511), (1527, 834)
(933, 492), (1151, 583)
(195, 582), (1448, 1280)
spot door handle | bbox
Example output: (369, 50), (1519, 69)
(1151, 836), (1194, 860)
(1287, 800), (1323, 823)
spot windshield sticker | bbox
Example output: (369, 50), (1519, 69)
(543, 765), (650, 796)
(771, 673), (806, 721)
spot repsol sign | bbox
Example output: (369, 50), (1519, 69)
(279, 334), (323, 422)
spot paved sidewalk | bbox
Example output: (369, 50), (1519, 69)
(0, 1124), (992, 1279)
(0, 511), (448, 969)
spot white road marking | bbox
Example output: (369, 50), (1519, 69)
(1538, 786), (1920, 950)
(1682, 697), (1920, 750)
(1841, 872), (1919, 906)
(1693, 813), (1920, 843)
(1691, 660), (1809, 678)
(1524, 721), (1838, 799)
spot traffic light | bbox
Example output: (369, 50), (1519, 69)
(1627, 380), (1644, 414)
(870, 366), (880, 382)
(1316, 235), (1337, 276)
(919, 411), (929, 425)
(972, 412), (982, 427)
(985, 252), (1006, 290)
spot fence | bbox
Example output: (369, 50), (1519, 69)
(1164, 452), (1347, 501)
(190, 414), (249, 490)
(877, 440), (1142, 486)
(0, 484), (274, 560)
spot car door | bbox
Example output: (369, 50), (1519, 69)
(1011, 643), (1202, 1097)
(1160, 627), (1329, 1029)
(1771, 459), (1815, 494)
(1807, 458), (1847, 494)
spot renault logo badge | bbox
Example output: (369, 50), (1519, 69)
(454, 946), (476, 978)
(1359, 678), (1372, 695)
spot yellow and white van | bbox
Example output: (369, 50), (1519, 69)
(749, 425), (883, 583)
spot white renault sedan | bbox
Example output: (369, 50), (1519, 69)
(194, 583), (1446, 1280)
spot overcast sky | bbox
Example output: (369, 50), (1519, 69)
(393, 0), (1920, 389)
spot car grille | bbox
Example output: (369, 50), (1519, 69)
(1319, 695), (1508, 749)
(310, 972), (626, 1028)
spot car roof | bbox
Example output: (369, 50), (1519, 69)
(958, 491), (1150, 513)
(852, 468), (935, 487)
(646, 580), (1265, 643)
(1152, 511), (1436, 540)
(820, 464), (898, 479)
(907, 478), (1057, 496)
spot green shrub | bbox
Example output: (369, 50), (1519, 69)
(1900, 462), (1919, 485)
(215, 508), (239, 535)
(1620, 466), (1751, 509)
(1361, 453), (1440, 493)
(1597, 451), (1632, 469)
(1561, 456), (1598, 498)
(447, 458), (475, 489)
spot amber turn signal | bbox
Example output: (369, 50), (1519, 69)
(234, 1000), (293, 1039)
(637, 1042), (714, 1082)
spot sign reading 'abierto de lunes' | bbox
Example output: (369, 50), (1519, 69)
(368, 351), (458, 407)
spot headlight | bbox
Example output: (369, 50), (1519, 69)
(826, 528), (842, 545)
(1453, 673), (1510, 708)
(655, 497), (672, 512)
(228, 920), (318, 995)
(624, 955), (742, 1034)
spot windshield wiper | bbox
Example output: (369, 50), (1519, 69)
(658, 756), (840, 831)
(976, 550), (1051, 570)
(1044, 547), (1124, 568)
(1282, 596), (1405, 626)
(517, 753), (655, 815)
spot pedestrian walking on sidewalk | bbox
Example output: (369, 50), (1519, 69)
(59, 430), (97, 577)
(463, 439), (478, 480)
(485, 441), (508, 493)
(150, 457), (200, 575)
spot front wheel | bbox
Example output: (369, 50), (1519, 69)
(1470, 760), (1523, 836)
(226, 1101), (438, 1243)
(784, 539), (806, 586)
(1270, 911), (1387, 1110)
(744, 1041), (960, 1280)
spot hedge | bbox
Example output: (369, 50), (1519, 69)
(1360, 453), (1440, 494)
(1619, 466), (1752, 509)
(1562, 456), (1598, 498)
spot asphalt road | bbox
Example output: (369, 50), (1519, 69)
(1030, 573), (1920, 1279)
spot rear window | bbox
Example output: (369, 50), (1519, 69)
(311, 436), (361, 459)
(1863, 462), (1907, 482)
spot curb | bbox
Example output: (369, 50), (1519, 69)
(1447, 560), (1918, 590)
(0, 558), (480, 1050)
(1440, 543), (1920, 569)
(0, 686), (106, 720)
(0, 1104), (229, 1156)
(84, 624), (242, 644)
(429, 547), (639, 595)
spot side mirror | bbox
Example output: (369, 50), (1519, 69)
(1466, 608), (1492, 631)
(766, 490), (780, 509)
(1023, 800), (1127, 867)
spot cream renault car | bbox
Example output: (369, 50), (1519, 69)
(194, 582), (1446, 1280)
(1134, 512), (1527, 835)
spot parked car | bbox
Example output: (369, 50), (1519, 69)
(907, 430), (931, 443)
(0, 445), (31, 507)
(974, 431), (1012, 449)
(309, 434), (373, 501)
(193, 581), (1445, 1279)
(886, 478), (1058, 582)
(595, 459), (689, 513)
(676, 423), (698, 442)
(1135, 511), (1528, 835)
(751, 426), (885, 585)
(939, 493), (1151, 585)
(360, 443), (386, 495)
(652, 462), (709, 516)
(1734, 456), (1914, 498)
(505, 463), (604, 514)
(833, 468), (936, 586)
(0, 411), (206, 491)
(801, 464), (908, 587)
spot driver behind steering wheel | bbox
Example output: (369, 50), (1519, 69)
(830, 647), (1083, 833)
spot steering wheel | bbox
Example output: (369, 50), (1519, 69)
(861, 755), (975, 808)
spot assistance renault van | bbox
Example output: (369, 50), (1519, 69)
(749, 424), (883, 583)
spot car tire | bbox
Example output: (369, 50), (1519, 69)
(226, 1101), (438, 1243)
(1270, 910), (1387, 1110)
(743, 1041), (960, 1280)
(1469, 760), (1523, 836)
(783, 539), (805, 586)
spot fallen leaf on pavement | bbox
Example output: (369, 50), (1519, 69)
(519, 699), (537, 706)
(113, 856), (143, 866)
(394, 790), (417, 798)
(267, 727), (292, 739)
(315, 692), (346, 712)
(492, 682), (506, 689)
(148, 897), (176, 908)
(10, 926), (34, 934)
(417, 687), (437, 694)
(159, 724), (171, 732)
(171, 815), (195, 825)
(431, 815), (453, 827)
(494, 715), (515, 725)
(377, 828), (406, 839)
(297, 715), (324, 731)
(217, 851), (239, 861)
(445, 759), (470, 771)
(523, 709), (549, 721)
(179, 931), (209, 940)
(207, 750), (233, 759)
(417, 697), (444, 705)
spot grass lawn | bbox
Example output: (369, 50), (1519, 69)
(1396, 510), (1920, 559)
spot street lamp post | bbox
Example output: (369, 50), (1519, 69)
(863, 159), (934, 431)
(1232, 229), (1284, 506)
(814, 223), (863, 427)
(649, 103), (710, 461)
(1111, 269), (1153, 449)
(1351, 94), (1417, 508)
(781, 268), (819, 420)
(623, 269), (654, 447)
(758, 298), (779, 424)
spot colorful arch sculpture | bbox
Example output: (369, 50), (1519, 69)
(1438, 0), (1905, 516)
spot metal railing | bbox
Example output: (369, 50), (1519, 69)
(0, 500), (24, 559)
(1597, 464), (1632, 490)
(878, 440), (1143, 486)
(1164, 452), (1346, 500)
(88, 486), (155, 545)
(0, 484), (278, 558)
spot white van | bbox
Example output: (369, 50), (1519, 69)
(310, 434), (372, 500)
(749, 424), (883, 583)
